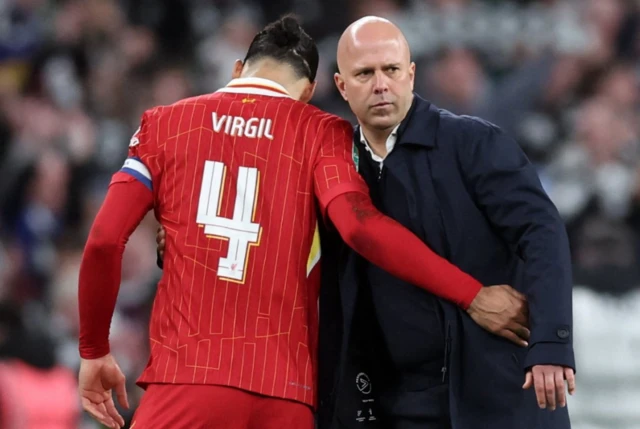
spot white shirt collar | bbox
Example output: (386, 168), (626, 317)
(216, 77), (292, 98)
(359, 124), (401, 163)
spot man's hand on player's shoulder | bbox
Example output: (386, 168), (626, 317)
(78, 354), (129, 429)
(466, 285), (530, 347)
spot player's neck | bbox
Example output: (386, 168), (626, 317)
(239, 63), (304, 99)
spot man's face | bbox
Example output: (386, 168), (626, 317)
(335, 39), (415, 132)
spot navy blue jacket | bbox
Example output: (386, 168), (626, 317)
(317, 95), (574, 429)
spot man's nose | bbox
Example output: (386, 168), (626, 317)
(372, 71), (389, 94)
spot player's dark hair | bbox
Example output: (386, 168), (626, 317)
(243, 15), (319, 82)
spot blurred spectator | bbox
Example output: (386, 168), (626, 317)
(544, 96), (640, 295)
(422, 47), (489, 115)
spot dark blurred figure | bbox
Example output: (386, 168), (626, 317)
(0, 301), (80, 428)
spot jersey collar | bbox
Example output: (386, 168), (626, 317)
(216, 77), (292, 98)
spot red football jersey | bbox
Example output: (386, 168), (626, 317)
(114, 77), (367, 407)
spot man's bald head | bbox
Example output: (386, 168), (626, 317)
(334, 16), (415, 142)
(336, 16), (411, 74)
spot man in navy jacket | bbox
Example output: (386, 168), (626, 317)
(317, 16), (576, 429)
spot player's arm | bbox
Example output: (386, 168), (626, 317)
(77, 110), (162, 428)
(79, 109), (160, 359)
(325, 192), (480, 308)
(77, 181), (141, 427)
(78, 177), (153, 358)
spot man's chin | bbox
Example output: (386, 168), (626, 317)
(368, 118), (398, 131)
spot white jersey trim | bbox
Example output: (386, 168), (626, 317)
(216, 77), (292, 98)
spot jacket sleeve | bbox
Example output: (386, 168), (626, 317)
(458, 118), (575, 371)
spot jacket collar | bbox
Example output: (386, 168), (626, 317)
(355, 94), (439, 149)
(395, 94), (439, 148)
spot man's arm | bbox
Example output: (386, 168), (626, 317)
(459, 119), (574, 370)
(78, 178), (153, 358)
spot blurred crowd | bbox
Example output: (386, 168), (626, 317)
(0, 0), (639, 428)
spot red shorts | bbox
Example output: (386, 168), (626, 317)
(130, 384), (314, 429)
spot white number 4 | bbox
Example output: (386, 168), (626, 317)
(196, 161), (261, 282)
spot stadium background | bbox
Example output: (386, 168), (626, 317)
(0, 0), (639, 428)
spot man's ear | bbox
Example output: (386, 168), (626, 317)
(334, 73), (348, 101)
(409, 61), (416, 91)
(232, 59), (244, 79)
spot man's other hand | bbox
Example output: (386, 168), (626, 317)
(78, 354), (129, 429)
(466, 285), (530, 347)
(156, 225), (166, 259)
(523, 365), (576, 410)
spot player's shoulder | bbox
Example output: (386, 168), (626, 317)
(156, 93), (220, 110)
(164, 94), (217, 111)
(139, 104), (166, 122)
(138, 94), (214, 124)
(299, 105), (353, 133)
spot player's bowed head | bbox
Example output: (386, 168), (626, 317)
(231, 15), (319, 104)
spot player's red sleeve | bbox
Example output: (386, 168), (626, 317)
(78, 176), (153, 359)
(313, 118), (369, 214)
(327, 192), (482, 309)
